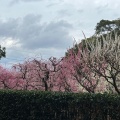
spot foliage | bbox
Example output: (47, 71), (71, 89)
(0, 90), (120, 120)
(0, 45), (6, 59)
(95, 19), (120, 35)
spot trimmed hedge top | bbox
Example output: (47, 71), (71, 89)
(0, 90), (120, 120)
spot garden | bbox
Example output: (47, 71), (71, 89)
(0, 19), (120, 120)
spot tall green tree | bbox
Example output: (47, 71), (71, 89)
(0, 45), (6, 59)
(95, 19), (120, 35)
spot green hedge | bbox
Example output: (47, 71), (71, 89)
(0, 90), (120, 120)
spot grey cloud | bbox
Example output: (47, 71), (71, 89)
(20, 19), (73, 49)
(20, 0), (42, 1)
(0, 14), (73, 50)
(10, 0), (63, 5)
(47, 0), (64, 7)
(58, 9), (72, 17)
(77, 9), (84, 13)
(0, 18), (19, 38)
(10, 0), (42, 5)
(47, 3), (60, 7)
(95, 3), (110, 14)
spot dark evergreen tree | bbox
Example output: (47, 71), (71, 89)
(95, 19), (120, 35)
(0, 45), (6, 59)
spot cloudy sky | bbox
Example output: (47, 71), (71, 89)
(0, 0), (120, 67)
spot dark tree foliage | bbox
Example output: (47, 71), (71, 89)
(0, 45), (6, 59)
(95, 19), (120, 35)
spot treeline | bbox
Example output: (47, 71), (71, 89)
(0, 18), (120, 94)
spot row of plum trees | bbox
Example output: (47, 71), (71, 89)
(0, 18), (120, 94)
(0, 57), (78, 92)
(0, 32), (120, 94)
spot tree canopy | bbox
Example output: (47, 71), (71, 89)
(0, 45), (6, 59)
(95, 19), (120, 35)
